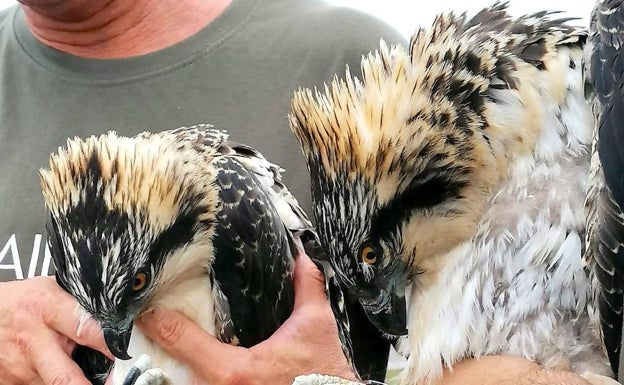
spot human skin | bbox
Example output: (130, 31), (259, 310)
(439, 355), (592, 385)
(137, 253), (358, 385)
(3, 1), (599, 384)
(18, 0), (231, 58)
(0, 276), (113, 385)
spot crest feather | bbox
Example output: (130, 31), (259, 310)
(40, 130), (219, 233)
(289, 2), (586, 193)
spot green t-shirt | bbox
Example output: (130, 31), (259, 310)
(0, 0), (406, 281)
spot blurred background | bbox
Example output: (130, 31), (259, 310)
(323, 1), (594, 37)
(0, 0), (596, 37)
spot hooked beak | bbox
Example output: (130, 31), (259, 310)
(102, 323), (133, 360)
(359, 277), (407, 336)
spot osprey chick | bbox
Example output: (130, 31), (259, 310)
(291, 3), (612, 384)
(40, 126), (314, 384)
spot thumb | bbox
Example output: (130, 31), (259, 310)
(293, 251), (329, 310)
(138, 309), (246, 383)
(40, 277), (113, 359)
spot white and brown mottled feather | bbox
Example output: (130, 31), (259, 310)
(291, 3), (612, 384)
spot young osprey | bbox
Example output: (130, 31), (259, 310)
(290, 3), (615, 384)
(40, 125), (351, 385)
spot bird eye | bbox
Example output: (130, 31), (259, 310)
(361, 245), (377, 265)
(132, 272), (148, 291)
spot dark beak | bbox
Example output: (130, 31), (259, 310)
(359, 277), (408, 336)
(102, 324), (133, 360)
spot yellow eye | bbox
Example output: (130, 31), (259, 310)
(132, 272), (148, 291)
(361, 246), (377, 265)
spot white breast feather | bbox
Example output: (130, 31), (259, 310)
(398, 37), (609, 385)
(109, 245), (217, 385)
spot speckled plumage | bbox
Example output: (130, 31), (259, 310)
(40, 125), (323, 384)
(584, 0), (624, 378)
(290, 3), (613, 384)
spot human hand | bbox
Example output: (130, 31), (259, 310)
(0, 276), (113, 385)
(440, 355), (593, 385)
(138, 251), (359, 385)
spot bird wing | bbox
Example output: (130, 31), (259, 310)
(71, 345), (113, 385)
(216, 140), (312, 231)
(211, 146), (298, 347)
(165, 125), (395, 381)
(159, 124), (299, 346)
(219, 135), (395, 381)
(585, 0), (624, 376)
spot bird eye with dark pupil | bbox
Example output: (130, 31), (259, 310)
(361, 245), (377, 265)
(132, 272), (148, 291)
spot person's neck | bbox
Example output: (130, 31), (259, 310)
(21, 0), (232, 59)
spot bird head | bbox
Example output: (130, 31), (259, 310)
(40, 129), (221, 359)
(290, 29), (507, 336)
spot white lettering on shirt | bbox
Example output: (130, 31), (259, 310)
(0, 234), (23, 279)
(0, 234), (52, 280)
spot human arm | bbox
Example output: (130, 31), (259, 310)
(138, 252), (358, 385)
(440, 355), (593, 385)
(0, 276), (113, 385)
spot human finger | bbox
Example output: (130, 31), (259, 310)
(138, 309), (249, 384)
(292, 252), (331, 310)
(42, 282), (113, 360)
(29, 329), (92, 385)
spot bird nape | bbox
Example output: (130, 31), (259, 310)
(290, 1), (622, 385)
(39, 125), (388, 385)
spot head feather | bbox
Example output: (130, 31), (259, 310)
(39, 129), (221, 317)
(290, 2), (586, 206)
(40, 130), (219, 234)
(289, 3), (587, 275)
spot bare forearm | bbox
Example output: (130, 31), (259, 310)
(441, 356), (591, 385)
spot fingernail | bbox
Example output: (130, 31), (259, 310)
(139, 309), (156, 322)
(138, 308), (173, 327)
